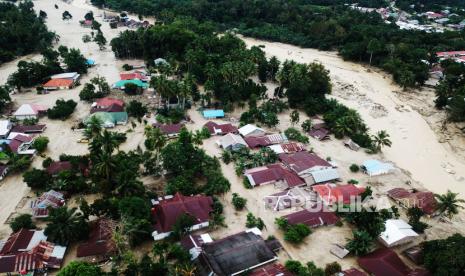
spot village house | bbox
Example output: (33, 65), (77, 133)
(13, 104), (47, 120)
(216, 133), (248, 151)
(279, 151), (340, 185)
(31, 190), (65, 218)
(11, 124), (46, 134)
(312, 184), (365, 205)
(203, 121), (237, 135)
(387, 188), (437, 216)
(362, 159), (395, 176)
(112, 79), (148, 90)
(379, 219), (419, 247)
(85, 112), (128, 128)
(238, 124), (266, 137)
(0, 120), (12, 139)
(264, 187), (312, 211)
(91, 97), (125, 114)
(244, 133), (288, 148)
(151, 193), (213, 240)
(76, 219), (117, 263)
(281, 208), (340, 228)
(268, 142), (305, 154)
(194, 228), (281, 276)
(0, 229), (66, 274)
(244, 163), (305, 189)
(120, 71), (149, 82)
(358, 248), (428, 276)
(43, 72), (81, 90)
(6, 133), (36, 155)
(308, 123), (330, 141)
(249, 263), (293, 276)
(180, 234), (213, 260)
(202, 109), (225, 119)
(46, 161), (73, 176)
(153, 123), (185, 138)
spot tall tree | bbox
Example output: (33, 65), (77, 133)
(434, 190), (465, 219)
(45, 207), (88, 245)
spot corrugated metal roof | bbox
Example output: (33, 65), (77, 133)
(311, 168), (340, 183)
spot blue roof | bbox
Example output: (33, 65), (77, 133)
(86, 59), (95, 65)
(203, 109), (224, 118)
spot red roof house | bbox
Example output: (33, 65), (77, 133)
(282, 208), (340, 228)
(153, 123), (185, 137)
(204, 121), (238, 135)
(313, 184), (365, 205)
(11, 124), (46, 134)
(249, 263), (293, 276)
(387, 188), (437, 215)
(77, 219), (117, 262)
(46, 161), (73, 175)
(358, 248), (430, 276)
(8, 134), (35, 155)
(43, 78), (75, 90)
(244, 164), (305, 189)
(0, 229), (66, 274)
(151, 193), (213, 240)
(279, 151), (332, 174)
(268, 142), (306, 154)
(308, 123), (330, 140)
(31, 190), (65, 218)
(120, 71), (148, 81)
(342, 268), (367, 276)
(91, 98), (125, 113)
(95, 97), (124, 108)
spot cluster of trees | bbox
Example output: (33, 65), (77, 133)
(79, 76), (111, 102)
(90, 0), (465, 88)
(275, 217), (312, 244)
(160, 128), (231, 195)
(8, 47), (88, 90)
(245, 212), (265, 230)
(81, 11), (107, 50)
(435, 60), (465, 122)
(0, 1), (55, 64)
(284, 127), (310, 144)
(221, 147), (278, 176)
(422, 233), (465, 276)
(0, 85), (12, 114)
(285, 260), (325, 276)
(47, 99), (78, 120)
(240, 98), (287, 128)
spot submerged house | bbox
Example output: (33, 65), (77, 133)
(358, 248), (429, 276)
(312, 184), (365, 205)
(362, 159), (395, 176)
(279, 151), (340, 185)
(244, 133), (288, 149)
(216, 133), (248, 151)
(308, 123), (330, 141)
(244, 163), (304, 189)
(387, 188), (437, 216)
(85, 112), (128, 128)
(7, 133), (36, 155)
(153, 123), (185, 138)
(31, 190), (65, 218)
(281, 208), (340, 228)
(238, 124), (266, 137)
(91, 97), (125, 114)
(43, 72), (81, 90)
(0, 229), (66, 274)
(268, 142), (305, 154)
(202, 110), (225, 119)
(151, 193), (213, 240)
(204, 121), (237, 136)
(13, 104), (47, 120)
(379, 219), (418, 247)
(0, 120), (12, 139)
(77, 219), (117, 262)
(194, 228), (281, 276)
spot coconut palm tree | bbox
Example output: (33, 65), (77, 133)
(84, 116), (102, 140)
(94, 151), (117, 188)
(100, 130), (120, 154)
(45, 207), (88, 245)
(435, 190), (465, 219)
(372, 130), (392, 152)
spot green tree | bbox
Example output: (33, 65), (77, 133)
(301, 119), (312, 132)
(367, 39), (382, 66)
(372, 130), (392, 152)
(325, 262), (342, 276)
(45, 207), (88, 245)
(10, 214), (35, 233)
(290, 110), (300, 126)
(58, 261), (102, 276)
(434, 190), (465, 219)
(346, 230), (374, 256)
(171, 213), (195, 240)
(47, 99), (78, 120)
(423, 234), (465, 276)
(62, 11), (73, 21)
(60, 48), (87, 74)
(23, 168), (50, 189)
(127, 100), (147, 119)
(232, 193), (247, 210)
(0, 85), (11, 113)
(94, 30), (107, 50)
(33, 136), (49, 153)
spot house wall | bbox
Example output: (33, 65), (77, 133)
(152, 222), (209, 240)
(15, 115), (38, 120)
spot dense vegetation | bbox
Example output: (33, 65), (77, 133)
(435, 61), (465, 122)
(0, 1), (55, 64)
(423, 234), (465, 276)
(93, 0), (465, 88)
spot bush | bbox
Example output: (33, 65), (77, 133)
(10, 214), (35, 232)
(124, 83), (140, 95)
(47, 99), (77, 120)
(246, 212), (264, 230)
(349, 164), (359, 173)
(33, 136), (49, 153)
(284, 127), (309, 144)
(284, 223), (311, 243)
(232, 193), (247, 210)
(325, 262), (341, 276)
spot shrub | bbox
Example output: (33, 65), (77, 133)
(10, 214), (35, 233)
(284, 223), (311, 243)
(284, 127), (309, 143)
(23, 168), (50, 189)
(325, 262), (341, 276)
(221, 150), (232, 164)
(349, 164), (359, 173)
(246, 212), (264, 230)
(33, 136), (49, 153)
(124, 83), (140, 95)
(232, 193), (247, 210)
(126, 100), (147, 118)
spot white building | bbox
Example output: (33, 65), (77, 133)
(238, 124), (266, 137)
(379, 219), (419, 247)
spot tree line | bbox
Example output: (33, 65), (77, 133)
(0, 1), (55, 64)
